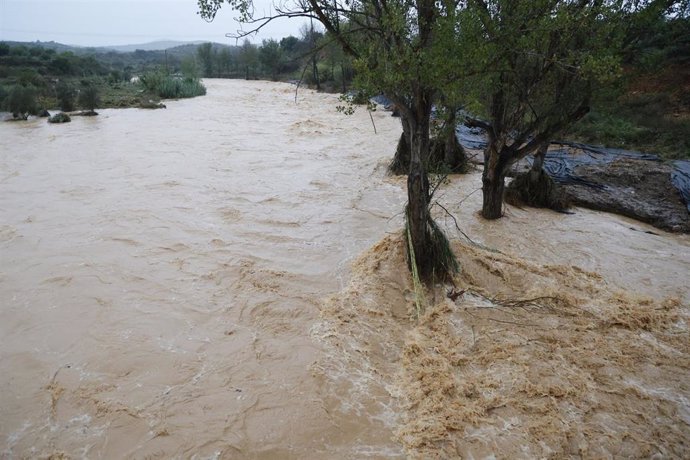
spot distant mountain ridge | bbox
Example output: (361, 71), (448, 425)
(1, 39), (231, 54)
(101, 40), (213, 52)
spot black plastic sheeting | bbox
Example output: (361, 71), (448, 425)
(531, 142), (661, 191)
(455, 124), (488, 150)
(529, 147), (609, 190)
(530, 142), (690, 211)
(672, 160), (690, 212)
(370, 94), (394, 107)
(453, 126), (690, 211)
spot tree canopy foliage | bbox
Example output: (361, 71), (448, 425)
(78, 83), (101, 113)
(463, 0), (626, 218)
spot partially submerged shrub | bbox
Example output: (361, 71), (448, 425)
(139, 71), (206, 99)
(162, 78), (206, 98)
(505, 169), (570, 212)
(48, 112), (71, 123)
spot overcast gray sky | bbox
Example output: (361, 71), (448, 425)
(0, 0), (306, 46)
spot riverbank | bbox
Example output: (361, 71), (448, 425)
(504, 142), (690, 233)
(451, 121), (690, 233)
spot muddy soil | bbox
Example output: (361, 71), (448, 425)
(565, 158), (690, 232)
(505, 150), (690, 233)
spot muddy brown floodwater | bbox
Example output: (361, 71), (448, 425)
(1, 80), (689, 459)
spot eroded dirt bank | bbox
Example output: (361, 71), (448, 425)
(504, 142), (690, 233)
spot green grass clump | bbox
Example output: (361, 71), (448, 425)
(140, 71), (206, 99)
(567, 91), (690, 160)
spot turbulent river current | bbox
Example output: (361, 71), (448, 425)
(1, 80), (689, 458)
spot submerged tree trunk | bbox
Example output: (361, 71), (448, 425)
(442, 109), (467, 172)
(481, 142), (509, 219)
(482, 171), (506, 219)
(505, 142), (570, 211)
(389, 116), (411, 175)
(407, 114), (432, 277)
(530, 142), (547, 178)
(404, 85), (462, 279)
(403, 90), (458, 280)
(312, 55), (320, 90)
(392, 111), (466, 175)
(443, 130), (464, 171)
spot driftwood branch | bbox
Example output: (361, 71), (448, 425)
(295, 61), (311, 103)
(465, 116), (492, 132)
(368, 109), (377, 134)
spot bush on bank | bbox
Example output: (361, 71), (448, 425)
(139, 71), (206, 99)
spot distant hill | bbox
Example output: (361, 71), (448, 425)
(0, 39), (232, 54)
(101, 40), (211, 52)
(165, 42), (236, 58)
(2, 40), (82, 53)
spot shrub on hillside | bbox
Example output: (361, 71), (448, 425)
(0, 85), (7, 108)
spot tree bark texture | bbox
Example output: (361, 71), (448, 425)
(530, 142), (548, 178)
(405, 89), (434, 278)
(389, 116), (412, 175)
(407, 124), (432, 278)
(481, 143), (509, 219)
(443, 110), (467, 172)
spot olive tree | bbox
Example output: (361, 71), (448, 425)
(79, 84), (100, 114)
(464, 0), (664, 219)
(197, 42), (215, 77)
(56, 81), (75, 112)
(259, 38), (283, 80)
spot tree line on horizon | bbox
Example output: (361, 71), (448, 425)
(0, 40), (214, 118)
(0, 27), (353, 118)
(191, 26), (352, 92)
